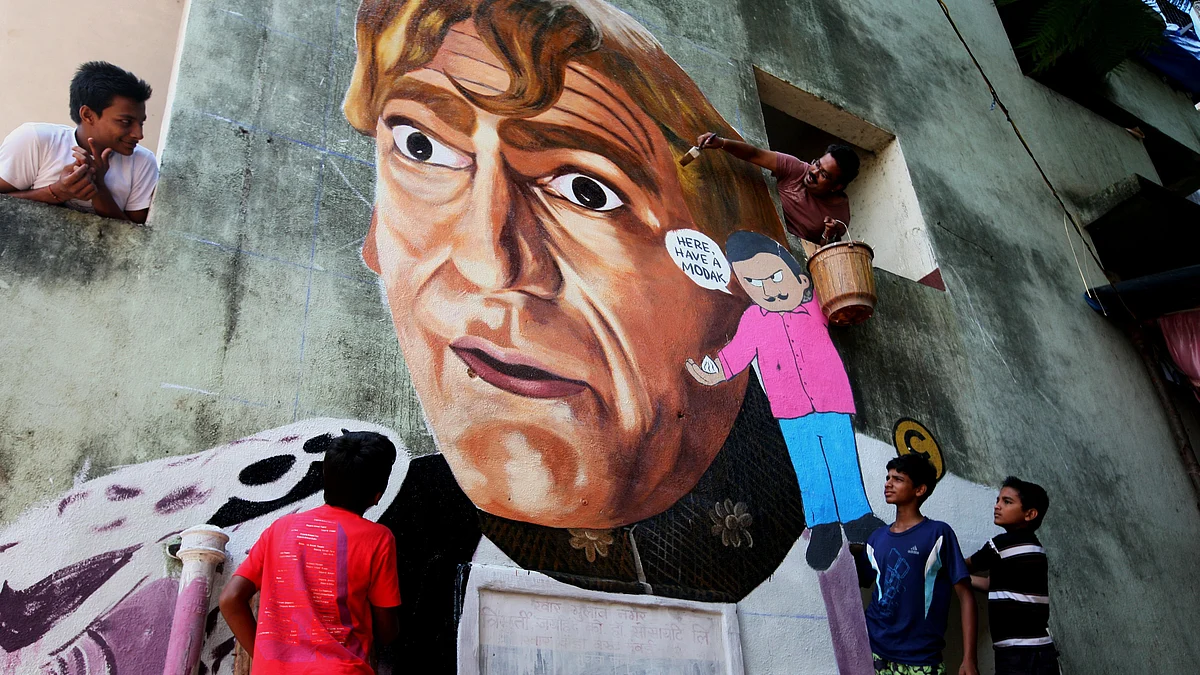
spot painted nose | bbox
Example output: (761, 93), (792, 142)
(452, 151), (561, 299)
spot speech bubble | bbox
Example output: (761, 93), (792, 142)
(666, 229), (732, 294)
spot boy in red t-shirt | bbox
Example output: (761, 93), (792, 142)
(219, 430), (401, 674)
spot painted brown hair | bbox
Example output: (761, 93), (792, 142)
(344, 0), (785, 245)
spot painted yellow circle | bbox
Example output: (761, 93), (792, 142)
(892, 418), (944, 479)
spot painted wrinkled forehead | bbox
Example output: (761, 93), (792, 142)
(346, 0), (680, 133)
(366, 0), (659, 85)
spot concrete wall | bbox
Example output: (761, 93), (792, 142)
(2, 0), (1199, 673)
(0, 0), (187, 154)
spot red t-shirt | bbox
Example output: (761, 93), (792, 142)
(773, 152), (851, 243)
(234, 505), (401, 675)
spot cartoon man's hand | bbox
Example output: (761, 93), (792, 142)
(685, 357), (727, 386)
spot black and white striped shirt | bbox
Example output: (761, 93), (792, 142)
(970, 530), (1052, 649)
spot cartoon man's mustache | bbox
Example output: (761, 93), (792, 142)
(763, 293), (789, 303)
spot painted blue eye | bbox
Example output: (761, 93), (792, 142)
(391, 124), (469, 168)
(771, 270), (784, 283)
(547, 173), (624, 212)
(747, 278), (765, 288)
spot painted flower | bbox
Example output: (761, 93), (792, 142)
(568, 528), (615, 563)
(710, 499), (754, 548)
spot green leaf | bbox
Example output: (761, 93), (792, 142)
(1003, 0), (1167, 78)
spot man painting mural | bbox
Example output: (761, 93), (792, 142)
(695, 132), (860, 246)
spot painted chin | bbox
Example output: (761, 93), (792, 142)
(445, 423), (636, 528)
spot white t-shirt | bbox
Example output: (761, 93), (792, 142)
(0, 122), (159, 213)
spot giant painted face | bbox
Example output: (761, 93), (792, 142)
(360, 20), (747, 529)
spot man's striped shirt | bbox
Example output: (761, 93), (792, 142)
(969, 530), (1052, 648)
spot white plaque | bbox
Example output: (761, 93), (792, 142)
(459, 564), (744, 674)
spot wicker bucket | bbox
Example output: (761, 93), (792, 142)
(807, 241), (877, 326)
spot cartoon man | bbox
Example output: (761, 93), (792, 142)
(687, 230), (884, 570)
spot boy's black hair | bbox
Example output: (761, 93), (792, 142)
(724, 230), (813, 302)
(69, 61), (152, 124)
(323, 430), (397, 513)
(825, 144), (860, 186)
(886, 453), (938, 504)
(1002, 476), (1049, 531)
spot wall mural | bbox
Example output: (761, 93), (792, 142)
(0, 1), (997, 674)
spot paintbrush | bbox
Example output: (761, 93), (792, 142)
(679, 133), (717, 167)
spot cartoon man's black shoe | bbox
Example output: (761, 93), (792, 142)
(805, 522), (843, 571)
(843, 512), (886, 545)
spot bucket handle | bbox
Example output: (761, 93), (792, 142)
(830, 218), (859, 247)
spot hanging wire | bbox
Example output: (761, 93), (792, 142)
(1064, 214), (1105, 315)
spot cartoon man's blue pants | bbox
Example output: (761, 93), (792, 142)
(778, 412), (871, 527)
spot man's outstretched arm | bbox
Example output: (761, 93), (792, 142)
(219, 575), (259, 656)
(696, 133), (779, 173)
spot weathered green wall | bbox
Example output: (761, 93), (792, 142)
(2, 0), (1198, 673)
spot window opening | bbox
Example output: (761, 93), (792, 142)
(754, 68), (941, 287)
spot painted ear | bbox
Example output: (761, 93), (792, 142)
(362, 208), (381, 274)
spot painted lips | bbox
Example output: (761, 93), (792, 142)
(450, 339), (587, 399)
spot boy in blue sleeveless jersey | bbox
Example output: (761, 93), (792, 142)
(857, 454), (978, 675)
(966, 477), (1058, 674)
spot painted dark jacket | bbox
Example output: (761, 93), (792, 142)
(375, 378), (805, 672)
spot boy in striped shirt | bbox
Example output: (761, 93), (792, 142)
(967, 477), (1058, 674)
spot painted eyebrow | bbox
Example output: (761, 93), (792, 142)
(379, 77), (478, 135)
(499, 119), (660, 195)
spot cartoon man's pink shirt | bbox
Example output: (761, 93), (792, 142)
(717, 299), (855, 419)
